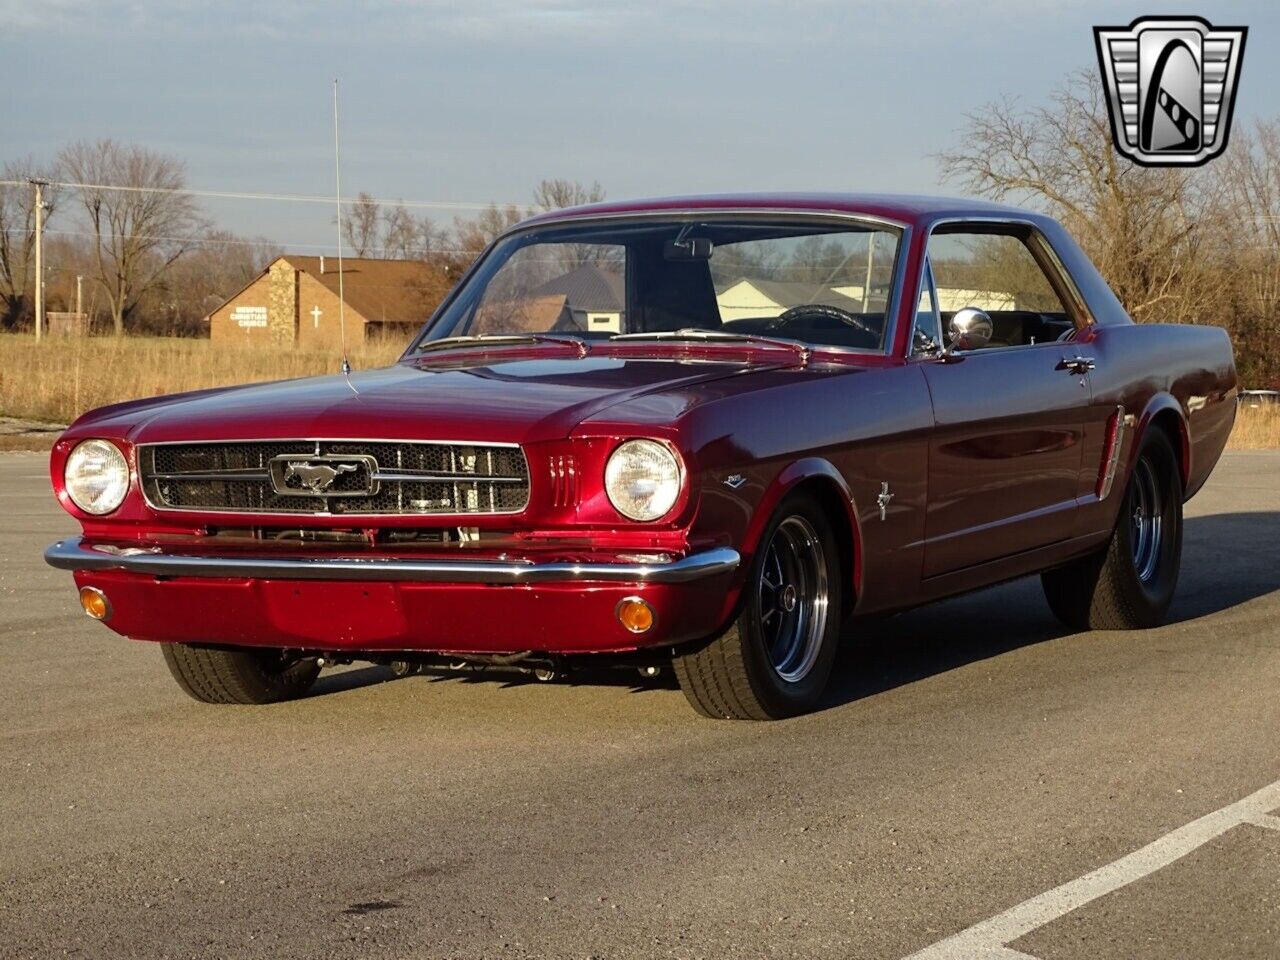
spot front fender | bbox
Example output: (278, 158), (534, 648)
(742, 457), (863, 597)
(699, 456), (863, 635)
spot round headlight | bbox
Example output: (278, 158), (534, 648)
(604, 439), (682, 521)
(64, 439), (130, 515)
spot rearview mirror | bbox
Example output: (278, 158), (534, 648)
(946, 307), (993, 353)
(664, 237), (714, 261)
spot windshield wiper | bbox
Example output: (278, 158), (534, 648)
(610, 329), (810, 365)
(415, 334), (588, 358)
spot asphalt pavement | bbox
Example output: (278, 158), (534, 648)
(2, 450), (1278, 959)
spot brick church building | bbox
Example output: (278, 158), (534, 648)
(208, 255), (449, 349)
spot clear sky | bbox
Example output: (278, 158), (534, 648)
(2, 1), (1275, 253)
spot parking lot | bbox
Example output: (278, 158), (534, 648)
(2, 450), (1278, 959)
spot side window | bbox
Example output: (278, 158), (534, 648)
(927, 229), (1075, 350)
(912, 258), (942, 354)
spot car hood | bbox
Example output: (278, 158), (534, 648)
(81, 354), (784, 446)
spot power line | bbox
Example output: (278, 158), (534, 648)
(10, 178), (1280, 226)
(1, 226), (485, 256)
(0, 178), (522, 211)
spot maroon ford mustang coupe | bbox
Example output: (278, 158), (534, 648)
(45, 194), (1237, 719)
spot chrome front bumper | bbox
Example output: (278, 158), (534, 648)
(44, 537), (741, 585)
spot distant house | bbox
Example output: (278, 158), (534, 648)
(716, 277), (1018, 320)
(208, 255), (446, 349)
(715, 278), (875, 321)
(531, 263), (626, 333)
(933, 288), (1017, 312)
(471, 294), (569, 336)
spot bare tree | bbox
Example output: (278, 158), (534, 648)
(533, 178), (605, 213)
(382, 202), (420, 259)
(443, 203), (527, 274)
(154, 230), (282, 336)
(416, 181), (609, 303)
(343, 191), (380, 257)
(936, 71), (1230, 325)
(415, 214), (445, 258)
(0, 157), (59, 330)
(1214, 119), (1280, 387)
(1219, 120), (1280, 303)
(58, 139), (206, 335)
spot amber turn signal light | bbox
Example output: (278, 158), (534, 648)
(79, 586), (111, 621)
(616, 597), (656, 634)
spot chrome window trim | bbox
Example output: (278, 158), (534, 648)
(914, 337), (1089, 359)
(906, 213), (1095, 360)
(926, 216), (1095, 335)
(911, 255), (944, 357)
(502, 206), (910, 235)
(407, 208), (912, 361)
(137, 438), (530, 519)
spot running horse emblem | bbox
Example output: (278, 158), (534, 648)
(284, 461), (359, 494)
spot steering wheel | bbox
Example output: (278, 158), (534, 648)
(770, 303), (877, 337)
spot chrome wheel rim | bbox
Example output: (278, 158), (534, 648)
(757, 515), (829, 683)
(1130, 457), (1164, 583)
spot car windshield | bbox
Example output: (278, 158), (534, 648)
(413, 217), (903, 354)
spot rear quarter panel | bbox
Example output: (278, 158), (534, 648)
(1080, 322), (1236, 537)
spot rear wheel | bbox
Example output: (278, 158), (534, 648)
(673, 493), (842, 719)
(161, 643), (320, 704)
(1042, 428), (1183, 630)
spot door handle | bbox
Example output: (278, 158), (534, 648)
(1058, 355), (1096, 375)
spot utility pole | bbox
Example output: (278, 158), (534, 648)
(76, 275), (83, 317)
(29, 178), (48, 342)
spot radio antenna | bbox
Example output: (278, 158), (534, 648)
(332, 78), (353, 379)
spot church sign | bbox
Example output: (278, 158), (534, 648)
(231, 305), (268, 329)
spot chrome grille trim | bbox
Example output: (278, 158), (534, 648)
(548, 454), (580, 509)
(138, 439), (530, 517)
(1096, 406), (1128, 501)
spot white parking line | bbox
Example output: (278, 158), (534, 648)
(905, 777), (1280, 960)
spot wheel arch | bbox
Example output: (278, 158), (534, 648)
(1132, 394), (1190, 494)
(740, 458), (862, 621)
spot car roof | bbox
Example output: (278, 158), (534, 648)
(519, 192), (1043, 230)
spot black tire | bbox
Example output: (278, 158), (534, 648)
(161, 643), (320, 704)
(1042, 427), (1183, 630)
(673, 493), (842, 720)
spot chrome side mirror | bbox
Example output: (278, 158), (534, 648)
(946, 307), (993, 353)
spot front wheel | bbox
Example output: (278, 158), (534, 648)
(1042, 427), (1183, 630)
(161, 643), (320, 704)
(673, 493), (842, 719)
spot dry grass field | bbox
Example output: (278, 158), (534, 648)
(1230, 402), (1280, 449)
(0, 333), (403, 427)
(0, 333), (1276, 450)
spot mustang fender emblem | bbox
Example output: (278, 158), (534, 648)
(877, 482), (894, 521)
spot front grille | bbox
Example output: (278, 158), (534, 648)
(139, 440), (530, 516)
